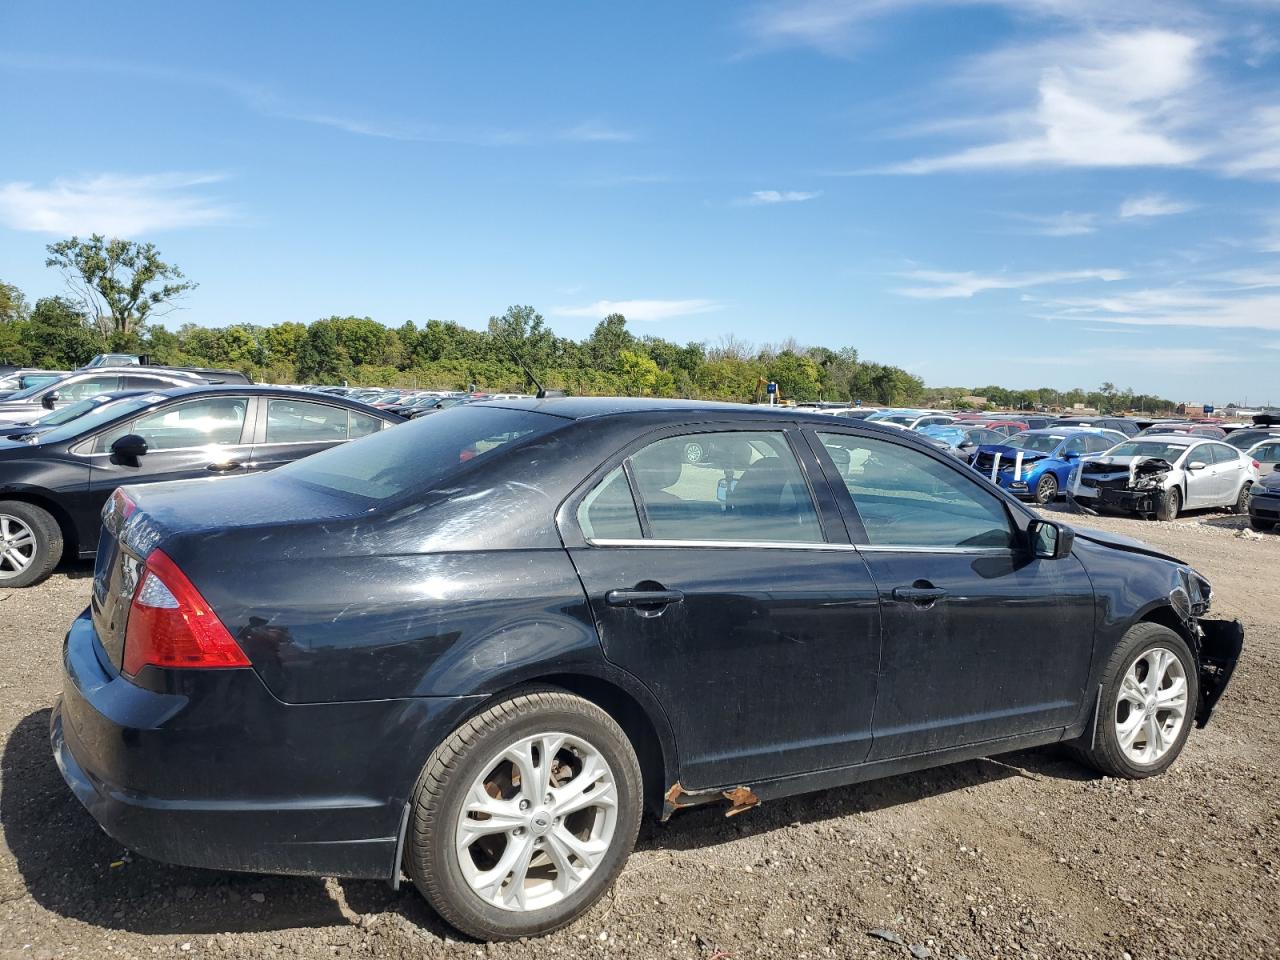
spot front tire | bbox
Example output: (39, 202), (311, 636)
(1033, 473), (1059, 505)
(1155, 486), (1181, 522)
(0, 500), (62, 588)
(1251, 516), (1275, 532)
(406, 689), (643, 941)
(1070, 623), (1198, 779)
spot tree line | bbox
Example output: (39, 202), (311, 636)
(0, 235), (1179, 412)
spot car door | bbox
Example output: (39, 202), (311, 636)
(1208, 443), (1246, 504)
(1182, 442), (1220, 507)
(83, 395), (254, 521)
(806, 428), (1097, 760)
(561, 425), (883, 789)
(248, 397), (378, 471)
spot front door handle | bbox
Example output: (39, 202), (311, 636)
(605, 588), (685, 608)
(891, 586), (948, 605)
(206, 461), (245, 473)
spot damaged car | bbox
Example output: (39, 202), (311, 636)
(971, 428), (1125, 504)
(1247, 463), (1280, 531)
(1069, 435), (1260, 521)
(52, 399), (1244, 940)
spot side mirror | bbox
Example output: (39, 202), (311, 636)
(41, 392), (60, 410)
(1028, 519), (1075, 560)
(110, 434), (148, 462)
(1061, 450), (1080, 461)
(1188, 460), (1207, 471)
(1273, 463), (1280, 473)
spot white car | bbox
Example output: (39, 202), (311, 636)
(865, 409), (955, 431)
(1244, 437), (1280, 476)
(1069, 434), (1260, 521)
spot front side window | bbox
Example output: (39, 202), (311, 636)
(1060, 436), (1088, 456)
(95, 396), (249, 452)
(266, 399), (350, 443)
(1206, 443), (1238, 465)
(817, 432), (1014, 549)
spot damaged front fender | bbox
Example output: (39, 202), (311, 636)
(1195, 618), (1244, 728)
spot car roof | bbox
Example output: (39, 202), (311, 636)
(119, 383), (400, 412)
(1131, 434), (1199, 445)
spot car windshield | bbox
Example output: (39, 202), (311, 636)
(874, 414), (917, 426)
(36, 395), (168, 445)
(1105, 441), (1190, 461)
(277, 404), (565, 501)
(919, 425), (964, 442)
(1005, 432), (1066, 454)
(0, 376), (64, 402)
(31, 396), (112, 425)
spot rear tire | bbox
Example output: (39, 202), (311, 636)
(0, 500), (62, 588)
(1155, 486), (1181, 522)
(406, 689), (643, 941)
(1034, 474), (1059, 505)
(1234, 482), (1252, 515)
(1068, 623), (1198, 779)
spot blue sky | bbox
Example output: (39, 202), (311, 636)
(1, 1), (1278, 404)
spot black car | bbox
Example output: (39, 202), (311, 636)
(0, 386), (401, 586)
(1051, 416), (1140, 437)
(50, 399), (1242, 940)
(1248, 465), (1280, 531)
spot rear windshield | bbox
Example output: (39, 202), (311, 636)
(1006, 432), (1066, 454)
(276, 404), (564, 500)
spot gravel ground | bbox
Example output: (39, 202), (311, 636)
(1, 506), (1277, 959)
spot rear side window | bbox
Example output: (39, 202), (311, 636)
(818, 432), (1013, 549)
(349, 410), (384, 438)
(276, 405), (562, 501)
(1207, 443), (1238, 465)
(266, 399), (349, 443)
(577, 467), (642, 539)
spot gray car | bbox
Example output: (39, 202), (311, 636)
(0, 368), (212, 421)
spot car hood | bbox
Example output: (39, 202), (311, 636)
(1069, 525), (1185, 565)
(1082, 454), (1178, 469)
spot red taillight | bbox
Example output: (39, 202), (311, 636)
(112, 489), (137, 520)
(1253, 460), (1262, 471)
(123, 549), (250, 675)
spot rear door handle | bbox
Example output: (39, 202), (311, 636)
(605, 588), (685, 608)
(891, 586), (948, 604)
(206, 461), (245, 473)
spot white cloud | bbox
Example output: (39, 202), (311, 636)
(1042, 286), (1280, 331)
(894, 267), (1126, 299)
(562, 123), (638, 143)
(552, 299), (723, 321)
(1020, 211), (1099, 236)
(1013, 345), (1235, 368)
(1119, 193), (1195, 218)
(1211, 268), (1280, 289)
(886, 30), (1204, 173)
(740, 190), (822, 205)
(0, 172), (235, 236)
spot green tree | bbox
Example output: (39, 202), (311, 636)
(45, 235), (197, 346)
(0, 280), (29, 325)
(297, 320), (353, 383)
(767, 350), (823, 402)
(25, 297), (101, 367)
(617, 349), (660, 396)
(585, 314), (636, 373)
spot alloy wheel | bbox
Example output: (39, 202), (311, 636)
(1115, 646), (1188, 765)
(455, 732), (618, 912)
(0, 514), (36, 579)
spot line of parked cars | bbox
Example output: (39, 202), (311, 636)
(790, 406), (1280, 525)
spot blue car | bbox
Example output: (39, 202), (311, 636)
(971, 427), (1125, 503)
(917, 424), (1008, 459)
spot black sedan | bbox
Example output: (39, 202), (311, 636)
(51, 399), (1242, 940)
(0, 386), (401, 586)
(1248, 466), (1280, 531)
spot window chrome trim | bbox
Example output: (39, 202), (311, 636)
(587, 537), (1013, 555)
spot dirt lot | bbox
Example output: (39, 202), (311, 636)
(1, 506), (1277, 960)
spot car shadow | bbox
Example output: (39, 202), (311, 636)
(55, 557), (96, 580)
(5, 707), (1095, 936)
(1, 708), (455, 938)
(637, 747), (1093, 852)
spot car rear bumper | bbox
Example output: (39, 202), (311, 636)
(52, 609), (480, 880)
(1249, 491), (1280, 524)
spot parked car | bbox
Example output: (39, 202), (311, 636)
(0, 390), (152, 440)
(1051, 416), (1140, 437)
(829, 407), (876, 419)
(917, 424), (1007, 459)
(50, 398), (1242, 940)
(971, 428), (1126, 504)
(1243, 437), (1280, 476)
(0, 368), (68, 398)
(963, 419), (1030, 437)
(1247, 465), (1280, 531)
(0, 386), (402, 587)
(1136, 423), (1227, 439)
(0, 368), (221, 422)
(408, 396), (471, 419)
(1069, 435), (1260, 521)
(866, 409), (955, 430)
(1224, 428), (1280, 451)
